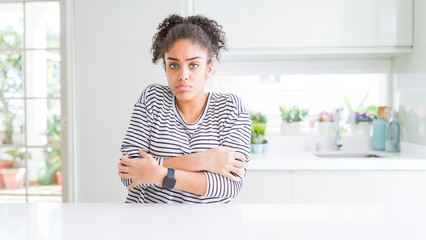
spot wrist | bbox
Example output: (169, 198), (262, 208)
(196, 152), (208, 171)
(156, 166), (168, 185)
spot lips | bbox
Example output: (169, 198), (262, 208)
(176, 85), (192, 91)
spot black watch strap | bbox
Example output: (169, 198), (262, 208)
(162, 168), (176, 189)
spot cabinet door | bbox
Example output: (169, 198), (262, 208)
(293, 171), (426, 204)
(233, 170), (292, 203)
(194, 0), (412, 49)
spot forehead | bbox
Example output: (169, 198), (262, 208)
(165, 39), (208, 60)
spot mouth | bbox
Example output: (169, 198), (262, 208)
(176, 85), (192, 91)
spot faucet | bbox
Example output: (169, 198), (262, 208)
(334, 107), (343, 151)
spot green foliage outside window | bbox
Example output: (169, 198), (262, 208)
(0, 26), (22, 144)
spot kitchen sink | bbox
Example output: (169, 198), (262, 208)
(314, 153), (383, 158)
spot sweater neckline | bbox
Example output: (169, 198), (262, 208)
(173, 93), (211, 129)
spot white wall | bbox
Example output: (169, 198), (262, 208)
(73, 0), (181, 202)
(392, 0), (426, 146)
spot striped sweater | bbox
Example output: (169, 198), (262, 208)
(120, 84), (251, 203)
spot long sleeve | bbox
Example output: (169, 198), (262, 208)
(120, 85), (164, 187)
(203, 94), (251, 199)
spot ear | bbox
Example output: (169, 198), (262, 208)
(206, 61), (213, 78)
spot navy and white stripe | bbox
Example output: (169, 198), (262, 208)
(120, 84), (251, 203)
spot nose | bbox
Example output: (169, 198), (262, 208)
(178, 66), (189, 81)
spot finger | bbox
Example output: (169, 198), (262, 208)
(138, 149), (154, 161)
(118, 164), (130, 173)
(118, 160), (130, 168)
(226, 172), (242, 182)
(234, 152), (246, 161)
(127, 182), (137, 190)
(232, 167), (245, 176)
(138, 149), (149, 158)
(118, 172), (130, 179)
(233, 160), (246, 169)
(119, 162), (130, 169)
(120, 154), (131, 165)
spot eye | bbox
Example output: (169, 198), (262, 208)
(169, 63), (179, 69)
(190, 64), (199, 69)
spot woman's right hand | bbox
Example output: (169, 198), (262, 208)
(202, 147), (246, 181)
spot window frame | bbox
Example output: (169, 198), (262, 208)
(0, 0), (68, 202)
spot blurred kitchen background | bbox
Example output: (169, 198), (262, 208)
(0, 0), (425, 203)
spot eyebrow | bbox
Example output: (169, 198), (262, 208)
(166, 57), (202, 61)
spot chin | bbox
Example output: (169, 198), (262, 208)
(174, 91), (194, 101)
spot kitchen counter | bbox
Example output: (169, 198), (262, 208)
(249, 151), (426, 171)
(247, 136), (426, 171)
(1, 203), (426, 240)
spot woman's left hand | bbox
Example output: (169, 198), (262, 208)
(118, 150), (166, 190)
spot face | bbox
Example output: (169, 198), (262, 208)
(164, 39), (213, 103)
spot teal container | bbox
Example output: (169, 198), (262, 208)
(372, 119), (388, 151)
(386, 110), (401, 153)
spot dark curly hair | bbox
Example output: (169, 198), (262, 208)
(151, 14), (227, 64)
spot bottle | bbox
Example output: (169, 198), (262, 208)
(372, 119), (387, 151)
(386, 110), (400, 153)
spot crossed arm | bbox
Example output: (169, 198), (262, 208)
(118, 146), (247, 196)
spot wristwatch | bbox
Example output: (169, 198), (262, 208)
(162, 168), (176, 189)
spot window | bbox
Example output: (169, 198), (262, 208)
(208, 60), (389, 135)
(0, 1), (62, 202)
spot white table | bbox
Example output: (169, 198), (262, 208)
(1, 203), (425, 240)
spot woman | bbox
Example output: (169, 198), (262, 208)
(118, 14), (251, 203)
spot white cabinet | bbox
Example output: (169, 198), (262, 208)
(234, 171), (292, 203)
(292, 171), (426, 204)
(238, 170), (426, 204)
(194, 0), (412, 49)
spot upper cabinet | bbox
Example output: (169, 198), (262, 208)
(193, 0), (413, 58)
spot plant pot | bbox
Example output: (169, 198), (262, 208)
(262, 143), (268, 153)
(251, 144), (264, 153)
(350, 122), (372, 136)
(0, 168), (26, 189)
(55, 171), (62, 185)
(0, 160), (13, 188)
(280, 122), (300, 135)
(317, 122), (335, 136)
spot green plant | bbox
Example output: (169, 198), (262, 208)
(343, 93), (378, 124)
(5, 148), (31, 168)
(43, 114), (61, 173)
(0, 26), (22, 144)
(250, 112), (267, 123)
(250, 112), (267, 144)
(279, 105), (308, 123)
(343, 92), (378, 116)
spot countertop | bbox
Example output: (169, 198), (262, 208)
(1, 203), (426, 240)
(248, 151), (426, 171)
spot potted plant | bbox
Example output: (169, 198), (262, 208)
(43, 114), (61, 184)
(250, 112), (268, 154)
(344, 93), (378, 136)
(279, 105), (308, 135)
(347, 112), (377, 136)
(0, 148), (28, 189)
(315, 111), (334, 136)
(0, 27), (22, 145)
(0, 158), (13, 188)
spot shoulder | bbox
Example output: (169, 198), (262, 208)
(210, 92), (247, 115)
(136, 84), (172, 104)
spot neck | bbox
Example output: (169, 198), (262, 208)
(176, 92), (209, 123)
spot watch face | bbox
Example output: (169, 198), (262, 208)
(163, 177), (176, 189)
